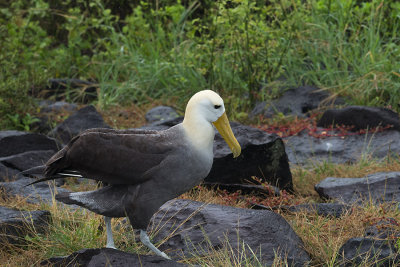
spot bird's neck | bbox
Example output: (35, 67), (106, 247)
(182, 113), (215, 154)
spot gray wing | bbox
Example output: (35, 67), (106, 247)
(44, 127), (179, 185)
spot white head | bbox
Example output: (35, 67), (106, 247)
(182, 90), (241, 158)
(184, 90), (226, 123)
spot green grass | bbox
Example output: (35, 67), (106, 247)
(1, 0), (400, 128)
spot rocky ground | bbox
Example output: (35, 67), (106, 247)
(1, 82), (400, 266)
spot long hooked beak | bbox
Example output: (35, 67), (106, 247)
(213, 112), (241, 158)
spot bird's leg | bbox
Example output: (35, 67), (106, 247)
(104, 216), (116, 249)
(140, 230), (171, 260)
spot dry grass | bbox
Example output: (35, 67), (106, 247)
(1, 155), (400, 266)
(282, 202), (400, 266)
(292, 154), (400, 198)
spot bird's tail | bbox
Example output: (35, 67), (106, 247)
(20, 165), (82, 187)
(19, 165), (46, 176)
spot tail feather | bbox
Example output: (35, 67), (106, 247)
(19, 165), (46, 176)
(24, 175), (65, 187)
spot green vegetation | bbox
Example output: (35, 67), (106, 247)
(1, 1), (400, 265)
(1, 0), (399, 128)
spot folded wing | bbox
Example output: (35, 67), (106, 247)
(43, 128), (175, 185)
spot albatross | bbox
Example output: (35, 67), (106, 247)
(23, 90), (241, 259)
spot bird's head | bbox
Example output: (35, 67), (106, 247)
(184, 90), (241, 158)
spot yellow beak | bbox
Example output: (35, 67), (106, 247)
(213, 112), (241, 158)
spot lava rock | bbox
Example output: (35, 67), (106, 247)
(43, 248), (188, 267)
(315, 172), (400, 204)
(364, 218), (400, 239)
(206, 122), (293, 191)
(41, 78), (98, 103)
(151, 199), (310, 266)
(145, 106), (179, 124)
(285, 129), (400, 165)
(278, 203), (352, 218)
(0, 131), (61, 158)
(0, 150), (55, 172)
(317, 106), (400, 131)
(250, 85), (344, 118)
(39, 100), (78, 113)
(0, 206), (51, 245)
(0, 163), (20, 182)
(49, 105), (111, 144)
(138, 117), (184, 131)
(0, 177), (70, 204)
(336, 237), (399, 266)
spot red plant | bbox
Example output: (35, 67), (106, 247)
(257, 114), (393, 139)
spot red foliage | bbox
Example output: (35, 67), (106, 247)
(257, 114), (393, 138)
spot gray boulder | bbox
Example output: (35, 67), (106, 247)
(49, 105), (111, 144)
(0, 150), (55, 172)
(0, 206), (51, 245)
(0, 162), (20, 182)
(39, 100), (78, 113)
(0, 131), (60, 158)
(250, 85), (344, 118)
(336, 238), (399, 266)
(151, 199), (310, 266)
(145, 106), (180, 124)
(365, 218), (400, 240)
(0, 177), (70, 204)
(315, 172), (400, 204)
(43, 248), (188, 267)
(252, 202), (352, 218)
(317, 106), (400, 131)
(138, 117), (183, 131)
(285, 129), (400, 165)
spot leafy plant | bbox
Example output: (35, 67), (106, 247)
(6, 113), (40, 131)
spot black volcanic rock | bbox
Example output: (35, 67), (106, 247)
(336, 238), (399, 266)
(0, 177), (71, 204)
(285, 129), (400, 165)
(0, 163), (20, 182)
(43, 248), (187, 267)
(315, 172), (400, 204)
(39, 100), (78, 113)
(0, 150), (55, 172)
(250, 85), (344, 118)
(0, 131), (60, 158)
(207, 122), (293, 191)
(252, 202), (352, 218)
(49, 105), (111, 144)
(0, 207), (51, 245)
(145, 106), (179, 124)
(317, 106), (400, 131)
(152, 199), (310, 266)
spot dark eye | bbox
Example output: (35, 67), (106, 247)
(214, 105), (221, 109)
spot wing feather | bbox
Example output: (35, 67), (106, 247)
(44, 127), (179, 185)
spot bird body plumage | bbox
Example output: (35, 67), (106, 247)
(23, 90), (241, 259)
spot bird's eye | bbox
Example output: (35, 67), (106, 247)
(214, 105), (221, 109)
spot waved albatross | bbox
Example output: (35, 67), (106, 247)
(23, 90), (241, 259)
